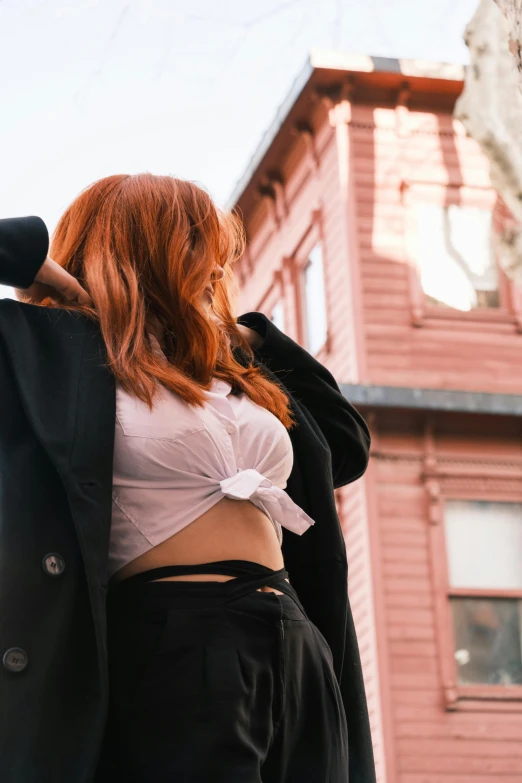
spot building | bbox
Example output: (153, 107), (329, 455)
(229, 51), (522, 783)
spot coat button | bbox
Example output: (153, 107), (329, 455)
(3, 648), (28, 673)
(42, 553), (66, 577)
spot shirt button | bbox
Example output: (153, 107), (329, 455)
(42, 553), (66, 577)
(226, 425), (235, 434)
(3, 648), (28, 673)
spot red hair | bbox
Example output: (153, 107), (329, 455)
(38, 173), (296, 428)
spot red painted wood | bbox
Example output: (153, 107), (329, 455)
(235, 67), (522, 783)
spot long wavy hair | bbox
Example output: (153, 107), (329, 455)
(35, 173), (296, 429)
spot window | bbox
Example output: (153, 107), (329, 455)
(270, 300), (285, 332)
(414, 204), (499, 312)
(444, 500), (522, 687)
(302, 243), (327, 355)
(403, 182), (522, 329)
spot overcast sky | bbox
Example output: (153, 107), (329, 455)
(0, 0), (477, 240)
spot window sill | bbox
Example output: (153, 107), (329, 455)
(445, 684), (522, 712)
(424, 305), (516, 323)
(412, 304), (522, 331)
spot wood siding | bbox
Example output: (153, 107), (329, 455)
(238, 99), (386, 779)
(236, 71), (522, 783)
(373, 423), (522, 783)
(352, 104), (522, 393)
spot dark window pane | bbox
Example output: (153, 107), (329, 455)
(451, 598), (522, 685)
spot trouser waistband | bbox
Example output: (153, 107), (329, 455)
(107, 559), (306, 615)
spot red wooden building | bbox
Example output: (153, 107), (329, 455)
(229, 51), (522, 783)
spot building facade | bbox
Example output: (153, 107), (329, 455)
(230, 52), (522, 783)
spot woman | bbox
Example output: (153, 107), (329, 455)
(0, 174), (375, 783)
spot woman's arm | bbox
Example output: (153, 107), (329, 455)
(0, 216), (49, 289)
(237, 311), (370, 489)
(0, 216), (92, 304)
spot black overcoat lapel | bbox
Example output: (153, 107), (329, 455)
(0, 302), (116, 597)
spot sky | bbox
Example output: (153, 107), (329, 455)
(0, 0), (478, 298)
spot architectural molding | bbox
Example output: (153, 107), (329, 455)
(395, 80), (411, 137)
(292, 121), (320, 172)
(342, 383), (522, 416)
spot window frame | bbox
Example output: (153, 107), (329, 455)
(293, 211), (331, 357)
(256, 268), (286, 329)
(426, 467), (522, 711)
(402, 181), (522, 332)
(269, 298), (286, 333)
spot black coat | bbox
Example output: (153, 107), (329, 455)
(0, 216), (376, 783)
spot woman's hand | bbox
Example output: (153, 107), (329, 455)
(236, 323), (264, 350)
(15, 255), (93, 306)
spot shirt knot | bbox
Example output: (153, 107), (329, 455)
(219, 468), (315, 536)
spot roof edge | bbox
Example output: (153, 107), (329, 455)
(309, 49), (466, 81)
(340, 384), (522, 416)
(225, 50), (466, 213)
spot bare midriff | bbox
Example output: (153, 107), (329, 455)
(109, 497), (289, 595)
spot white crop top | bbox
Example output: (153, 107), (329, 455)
(108, 334), (315, 579)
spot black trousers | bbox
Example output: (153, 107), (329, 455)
(94, 560), (348, 782)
